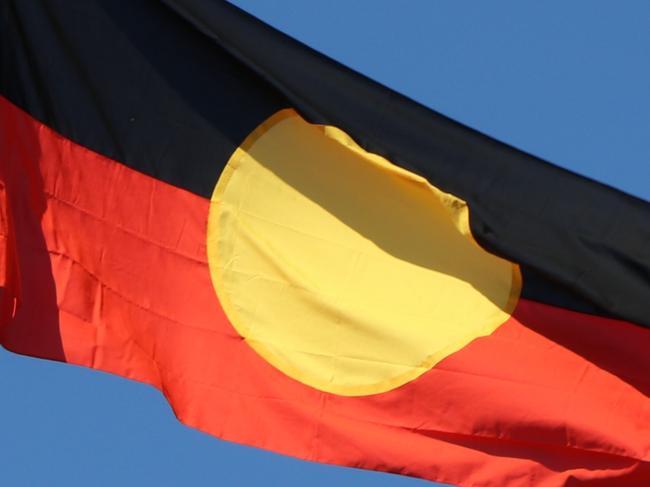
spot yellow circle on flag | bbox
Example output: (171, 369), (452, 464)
(207, 109), (520, 396)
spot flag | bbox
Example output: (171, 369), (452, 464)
(1, 1), (649, 486)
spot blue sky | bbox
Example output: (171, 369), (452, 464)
(2, 1), (650, 486)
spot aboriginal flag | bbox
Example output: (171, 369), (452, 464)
(1, 1), (649, 486)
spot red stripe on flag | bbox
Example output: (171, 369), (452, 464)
(1, 96), (648, 487)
